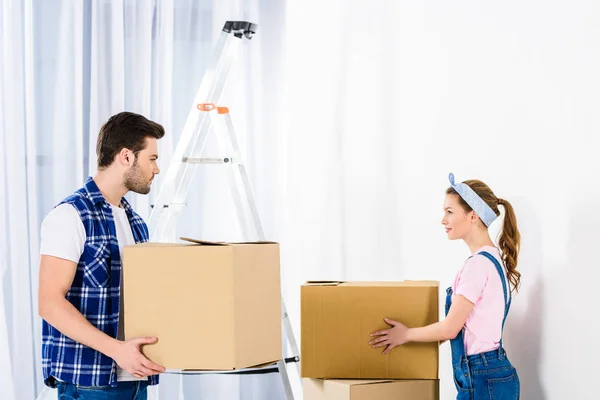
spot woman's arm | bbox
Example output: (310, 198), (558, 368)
(369, 294), (475, 354)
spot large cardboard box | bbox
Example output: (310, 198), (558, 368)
(122, 238), (282, 370)
(303, 378), (439, 400)
(301, 281), (439, 379)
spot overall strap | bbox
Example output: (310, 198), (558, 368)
(478, 251), (512, 347)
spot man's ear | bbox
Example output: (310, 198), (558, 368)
(118, 148), (134, 166)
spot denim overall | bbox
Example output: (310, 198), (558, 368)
(445, 251), (520, 400)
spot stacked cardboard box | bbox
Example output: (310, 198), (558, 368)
(122, 238), (282, 370)
(301, 281), (440, 400)
(303, 378), (439, 400)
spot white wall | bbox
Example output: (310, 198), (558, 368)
(282, 1), (600, 399)
(3, 1), (599, 399)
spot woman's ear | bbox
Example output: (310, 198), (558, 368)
(469, 211), (480, 224)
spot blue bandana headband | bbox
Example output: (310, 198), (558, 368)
(448, 173), (498, 227)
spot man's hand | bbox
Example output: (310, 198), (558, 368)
(369, 318), (410, 355)
(111, 337), (166, 378)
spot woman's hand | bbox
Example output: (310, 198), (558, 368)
(368, 318), (410, 355)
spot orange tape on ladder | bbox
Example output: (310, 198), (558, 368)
(197, 103), (229, 114)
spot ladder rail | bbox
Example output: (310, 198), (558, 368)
(149, 29), (237, 239)
(213, 113), (254, 240)
(211, 109), (302, 398)
(281, 298), (301, 379)
(148, 21), (301, 400)
(222, 112), (266, 241)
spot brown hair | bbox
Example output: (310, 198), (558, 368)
(446, 180), (521, 293)
(96, 112), (165, 168)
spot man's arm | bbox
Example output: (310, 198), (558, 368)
(38, 255), (165, 378)
(38, 255), (120, 357)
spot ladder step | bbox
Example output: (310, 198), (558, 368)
(163, 357), (300, 376)
(183, 156), (238, 164)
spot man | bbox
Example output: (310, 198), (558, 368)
(38, 112), (167, 399)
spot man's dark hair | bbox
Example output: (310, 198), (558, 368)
(96, 112), (165, 168)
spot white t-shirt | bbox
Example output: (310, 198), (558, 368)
(40, 203), (144, 382)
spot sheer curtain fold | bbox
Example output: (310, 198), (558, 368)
(1, 1), (285, 399)
(1, 1), (39, 399)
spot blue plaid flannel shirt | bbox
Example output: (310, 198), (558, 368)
(42, 177), (159, 388)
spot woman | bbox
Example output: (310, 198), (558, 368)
(369, 173), (521, 399)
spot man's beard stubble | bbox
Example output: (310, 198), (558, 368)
(124, 164), (151, 195)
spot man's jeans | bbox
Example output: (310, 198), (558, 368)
(56, 381), (148, 400)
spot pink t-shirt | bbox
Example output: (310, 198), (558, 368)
(452, 246), (509, 356)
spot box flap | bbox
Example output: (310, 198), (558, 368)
(328, 379), (394, 386)
(130, 242), (193, 247)
(340, 281), (439, 287)
(303, 281), (439, 287)
(304, 281), (343, 286)
(181, 359), (278, 372)
(235, 241), (279, 244)
(179, 237), (228, 246)
(180, 237), (278, 246)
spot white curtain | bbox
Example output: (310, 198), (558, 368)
(1, 0), (287, 399)
(1, 1), (39, 399)
(4, 1), (600, 400)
